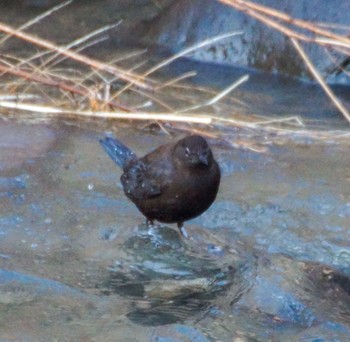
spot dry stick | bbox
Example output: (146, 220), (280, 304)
(176, 74), (249, 113)
(315, 22), (350, 32)
(221, 0), (350, 47)
(323, 48), (350, 79)
(210, 116), (350, 141)
(207, 74), (249, 105)
(0, 22), (151, 90)
(145, 31), (243, 77)
(13, 33), (110, 76)
(219, 1), (315, 43)
(219, 0), (350, 124)
(253, 116), (304, 126)
(155, 71), (197, 90)
(77, 60), (150, 110)
(0, 101), (212, 124)
(38, 21), (123, 69)
(108, 32), (244, 114)
(32, 47), (146, 109)
(221, 0), (350, 85)
(0, 94), (39, 101)
(112, 31), (243, 99)
(0, 0), (73, 46)
(0, 62), (130, 112)
(291, 38), (350, 124)
(315, 38), (350, 50)
(132, 87), (175, 112)
(74, 50), (148, 91)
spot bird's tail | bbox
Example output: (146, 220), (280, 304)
(99, 136), (136, 169)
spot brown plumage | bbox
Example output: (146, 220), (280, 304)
(99, 135), (221, 237)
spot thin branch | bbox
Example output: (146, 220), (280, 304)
(219, 1), (314, 42)
(0, 101), (212, 124)
(291, 38), (350, 124)
(207, 74), (249, 105)
(155, 71), (197, 90)
(112, 31), (243, 98)
(0, 21), (152, 89)
(144, 31), (243, 77)
(0, 0), (73, 46)
(220, 0), (350, 47)
(0, 61), (130, 111)
(39, 21), (123, 69)
(177, 74), (249, 113)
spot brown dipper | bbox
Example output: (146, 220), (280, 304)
(99, 135), (221, 237)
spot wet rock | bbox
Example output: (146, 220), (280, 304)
(0, 269), (94, 303)
(330, 270), (350, 296)
(236, 256), (317, 328)
(228, 254), (350, 340)
(304, 264), (350, 324)
(143, 0), (350, 84)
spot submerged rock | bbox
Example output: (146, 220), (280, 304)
(103, 224), (254, 326)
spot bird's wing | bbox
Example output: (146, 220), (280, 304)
(121, 160), (163, 199)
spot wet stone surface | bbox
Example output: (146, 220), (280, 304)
(0, 119), (350, 341)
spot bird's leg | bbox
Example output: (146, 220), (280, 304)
(177, 222), (189, 239)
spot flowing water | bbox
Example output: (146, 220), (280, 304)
(2, 1), (350, 340)
(1, 58), (350, 341)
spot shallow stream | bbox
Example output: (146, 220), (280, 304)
(1, 65), (350, 340)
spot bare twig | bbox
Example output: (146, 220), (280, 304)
(0, 100), (212, 124)
(176, 74), (249, 113)
(0, 60), (130, 111)
(155, 72), (197, 90)
(0, 21), (152, 89)
(219, 0), (350, 124)
(207, 74), (249, 105)
(0, 0), (73, 46)
(291, 38), (350, 123)
(220, 0), (350, 48)
(33, 21), (123, 69)
(112, 31), (243, 98)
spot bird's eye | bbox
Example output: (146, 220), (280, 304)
(185, 147), (190, 156)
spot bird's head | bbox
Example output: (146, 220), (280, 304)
(174, 135), (213, 168)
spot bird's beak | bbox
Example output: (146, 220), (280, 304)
(199, 153), (209, 166)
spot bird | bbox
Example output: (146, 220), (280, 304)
(99, 134), (221, 238)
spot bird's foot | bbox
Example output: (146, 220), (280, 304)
(144, 218), (160, 238)
(177, 223), (189, 239)
(145, 218), (155, 227)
